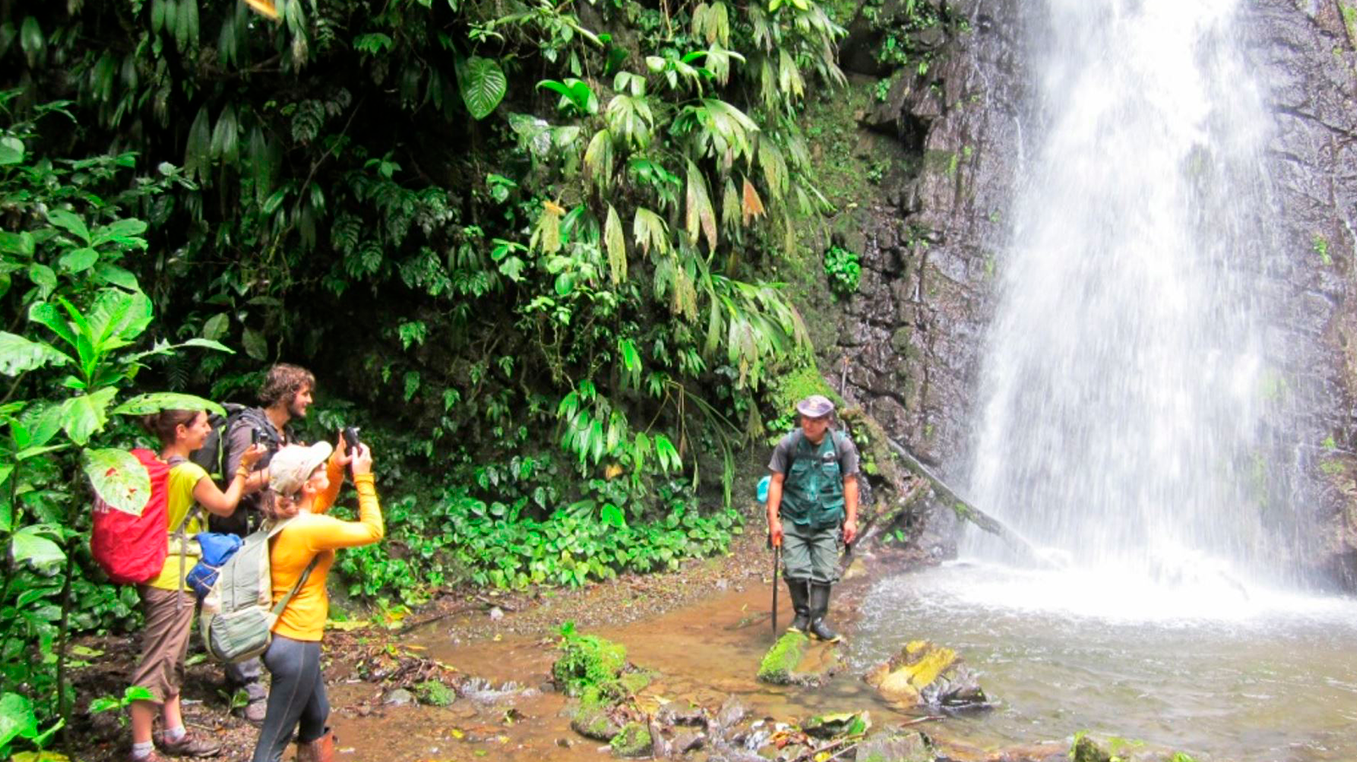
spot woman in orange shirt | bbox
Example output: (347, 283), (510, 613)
(249, 439), (383, 762)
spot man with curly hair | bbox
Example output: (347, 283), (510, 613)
(208, 363), (315, 724)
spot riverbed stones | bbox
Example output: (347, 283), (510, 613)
(864, 640), (988, 709)
(569, 686), (622, 741)
(855, 731), (934, 762)
(382, 687), (415, 706)
(756, 631), (841, 687)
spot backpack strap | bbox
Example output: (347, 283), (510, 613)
(786, 428), (842, 472)
(163, 455), (195, 607)
(261, 517), (320, 619)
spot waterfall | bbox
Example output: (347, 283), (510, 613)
(964, 0), (1296, 589)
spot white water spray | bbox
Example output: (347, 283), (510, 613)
(964, 0), (1293, 595)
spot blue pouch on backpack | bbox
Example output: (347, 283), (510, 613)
(187, 532), (244, 600)
(757, 475), (771, 504)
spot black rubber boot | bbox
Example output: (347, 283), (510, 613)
(786, 579), (811, 634)
(807, 582), (842, 643)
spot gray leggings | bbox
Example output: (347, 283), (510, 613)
(250, 635), (329, 762)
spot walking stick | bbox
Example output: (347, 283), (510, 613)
(771, 544), (781, 637)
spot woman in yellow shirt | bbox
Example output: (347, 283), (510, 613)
(130, 410), (264, 762)
(249, 439), (383, 762)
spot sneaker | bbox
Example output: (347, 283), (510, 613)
(154, 729), (222, 757)
(129, 749), (167, 762)
(239, 698), (267, 726)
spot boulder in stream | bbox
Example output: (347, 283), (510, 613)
(801, 711), (871, 739)
(756, 631), (841, 687)
(854, 731), (935, 762)
(863, 640), (989, 710)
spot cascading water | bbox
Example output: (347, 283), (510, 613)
(963, 0), (1296, 594)
(855, 3), (1357, 758)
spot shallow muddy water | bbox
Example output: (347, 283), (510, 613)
(326, 562), (1357, 761)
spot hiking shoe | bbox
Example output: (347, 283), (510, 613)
(154, 729), (222, 757)
(238, 698), (267, 726)
(129, 750), (167, 762)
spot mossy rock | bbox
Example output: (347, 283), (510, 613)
(412, 679), (456, 707)
(554, 623), (626, 696)
(855, 731), (934, 762)
(864, 640), (988, 709)
(802, 710), (870, 739)
(757, 631), (840, 687)
(569, 686), (621, 741)
(615, 667), (654, 696)
(609, 721), (652, 758)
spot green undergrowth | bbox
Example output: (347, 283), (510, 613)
(330, 466), (743, 604)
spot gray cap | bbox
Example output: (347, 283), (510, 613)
(796, 395), (835, 418)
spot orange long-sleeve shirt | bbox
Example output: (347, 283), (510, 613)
(269, 459), (383, 641)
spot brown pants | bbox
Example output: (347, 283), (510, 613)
(130, 585), (196, 703)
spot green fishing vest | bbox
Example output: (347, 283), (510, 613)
(780, 430), (846, 530)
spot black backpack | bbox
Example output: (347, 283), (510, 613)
(190, 404), (285, 485)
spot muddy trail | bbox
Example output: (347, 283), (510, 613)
(68, 529), (1064, 762)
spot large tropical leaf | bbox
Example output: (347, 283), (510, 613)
(83, 448), (152, 516)
(112, 392), (225, 417)
(0, 333), (69, 376)
(458, 56), (507, 120)
(60, 387), (118, 446)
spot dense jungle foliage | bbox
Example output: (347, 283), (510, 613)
(0, 0), (972, 742)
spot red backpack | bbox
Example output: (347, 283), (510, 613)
(91, 449), (180, 585)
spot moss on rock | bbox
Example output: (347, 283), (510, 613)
(569, 685), (621, 741)
(757, 631), (811, 684)
(412, 679), (455, 707)
(553, 622), (626, 696)
(609, 721), (652, 758)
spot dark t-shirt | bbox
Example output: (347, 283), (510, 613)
(767, 429), (860, 477)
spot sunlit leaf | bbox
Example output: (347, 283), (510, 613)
(111, 392), (225, 417)
(11, 525), (65, 574)
(83, 448), (152, 516)
(0, 332), (69, 376)
(60, 387), (118, 445)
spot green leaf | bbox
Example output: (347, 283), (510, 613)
(28, 302), (78, 349)
(0, 332), (69, 376)
(93, 263), (141, 290)
(604, 204), (626, 284)
(60, 387), (118, 445)
(0, 136), (23, 166)
(112, 392), (224, 417)
(87, 288), (153, 349)
(0, 692), (37, 749)
(57, 247), (98, 273)
(458, 56), (507, 120)
(241, 327), (268, 361)
(19, 16), (44, 67)
(201, 313), (230, 341)
(11, 525), (65, 574)
(0, 231), (34, 257)
(91, 218), (149, 249)
(177, 338), (232, 353)
(27, 263), (56, 294)
(47, 209), (91, 245)
(83, 448), (152, 516)
(600, 503), (627, 528)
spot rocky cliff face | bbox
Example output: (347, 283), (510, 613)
(829, 0), (1027, 481)
(828, 0), (1357, 586)
(1245, 0), (1357, 588)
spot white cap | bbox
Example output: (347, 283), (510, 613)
(268, 442), (333, 497)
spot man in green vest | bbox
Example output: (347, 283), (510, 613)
(766, 395), (860, 642)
